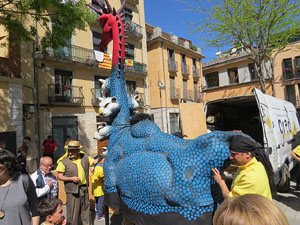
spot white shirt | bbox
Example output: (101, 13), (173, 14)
(30, 170), (51, 198)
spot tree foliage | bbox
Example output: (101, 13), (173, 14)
(188, 0), (300, 94)
(0, 0), (95, 49)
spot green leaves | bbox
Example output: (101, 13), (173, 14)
(0, 0), (95, 49)
(192, 0), (300, 53)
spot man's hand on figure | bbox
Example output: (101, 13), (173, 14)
(212, 168), (230, 198)
(72, 177), (80, 183)
(212, 168), (223, 185)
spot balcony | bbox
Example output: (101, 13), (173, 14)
(125, 61), (147, 76)
(168, 60), (178, 72)
(48, 84), (84, 105)
(44, 45), (99, 66)
(170, 88), (180, 100)
(124, 21), (143, 40)
(127, 0), (139, 5)
(91, 88), (105, 106)
(193, 69), (200, 78)
(131, 92), (145, 108)
(181, 64), (190, 75)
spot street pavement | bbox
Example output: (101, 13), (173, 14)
(64, 182), (300, 225)
(274, 181), (300, 225)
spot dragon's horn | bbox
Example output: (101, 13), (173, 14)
(86, 4), (102, 16)
(95, 0), (105, 9)
(104, 0), (113, 13)
(117, 0), (126, 14)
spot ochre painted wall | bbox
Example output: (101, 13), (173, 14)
(272, 42), (300, 101)
(179, 103), (207, 138)
(148, 40), (202, 110)
(0, 81), (10, 132)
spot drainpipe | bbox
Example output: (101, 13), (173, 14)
(139, 2), (151, 114)
(33, 17), (41, 160)
(161, 41), (169, 133)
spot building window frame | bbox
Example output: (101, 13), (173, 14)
(205, 72), (219, 88)
(248, 63), (258, 81)
(286, 84), (296, 105)
(227, 67), (239, 84)
(283, 58), (294, 80)
(295, 56), (300, 78)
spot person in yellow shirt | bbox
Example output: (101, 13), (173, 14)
(56, 140), (95, 225)
(212, 135), (275, 200)
(291, 145), (300, 190)
(92, 155), (105, 222)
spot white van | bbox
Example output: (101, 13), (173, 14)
(205, 88), (300, 192)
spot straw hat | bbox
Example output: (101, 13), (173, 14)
(64, 140), (83, 150)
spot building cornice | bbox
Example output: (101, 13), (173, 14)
(147, 36), (205, 59)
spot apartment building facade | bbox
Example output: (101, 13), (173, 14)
(202, 41), (300, 141)
(0, 0), (149, 158)
(0, 26), (23, 152)
(146, 24), (206, 138)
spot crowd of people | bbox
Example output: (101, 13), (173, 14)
(0, 133), (294, 225)
(0, 136), (104, 225)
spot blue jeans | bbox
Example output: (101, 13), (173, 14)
(95, 195), (105, 218)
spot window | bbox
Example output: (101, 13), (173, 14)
(92, 31), (102, 52)
(170, 76), (176, 98)
(126, 81), (136, 98)
(283, 58), (293, 79)
(248, 63), (257, 80)
(192, 58), (197, 76)
(205, 72), (219, 88)
(125, 43), (134, 60)
(51, 19), (71, 56)
(286, 85), (296, 105)
(146, 32), (152, 41)
(168, 49), (175, 61)
(194, 82), (198, 100)
(54, 69), (72, 97)
(183, 79), (187, 99)
(227, 67), (239, 84)
(295, 56), (300, 77)
(94, 75), (107, 98)
(168, 49), (176, 70)
(170, 113), (180, 134)
(181, 54), (186, 65)
(124, 7), (133, 22)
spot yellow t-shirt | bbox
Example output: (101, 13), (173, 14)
(228, 157), (272, 200)
(92, 164), (105, 197)
(56, 150), (85, 164)
(56, 156), (94, 186)
(293, 145), (300, 157)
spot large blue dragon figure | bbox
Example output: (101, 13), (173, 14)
(88, 1), (240, 224)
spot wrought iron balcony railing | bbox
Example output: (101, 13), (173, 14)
(193, 68), (200, 78)
(48, 84), (84, 105)
(125, 61), (147, 76)
(168, 60), (178, 72)
(91, 88), (106, 105)
(124, 20), (143, 40)
(181, 64), (190, 75)
(44, 45), (147, 76)
(127, 0), (139, 5)
(44, 45), (98, 66)
(170, 88), (180, 100)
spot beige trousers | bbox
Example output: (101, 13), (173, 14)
(66, 186), (90, 225)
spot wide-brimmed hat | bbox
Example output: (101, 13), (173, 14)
(64, 140), (83, 150)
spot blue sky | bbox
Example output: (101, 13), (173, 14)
(144, 0), (218, 62)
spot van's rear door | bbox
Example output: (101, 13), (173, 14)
(254, 88), (299, 172)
